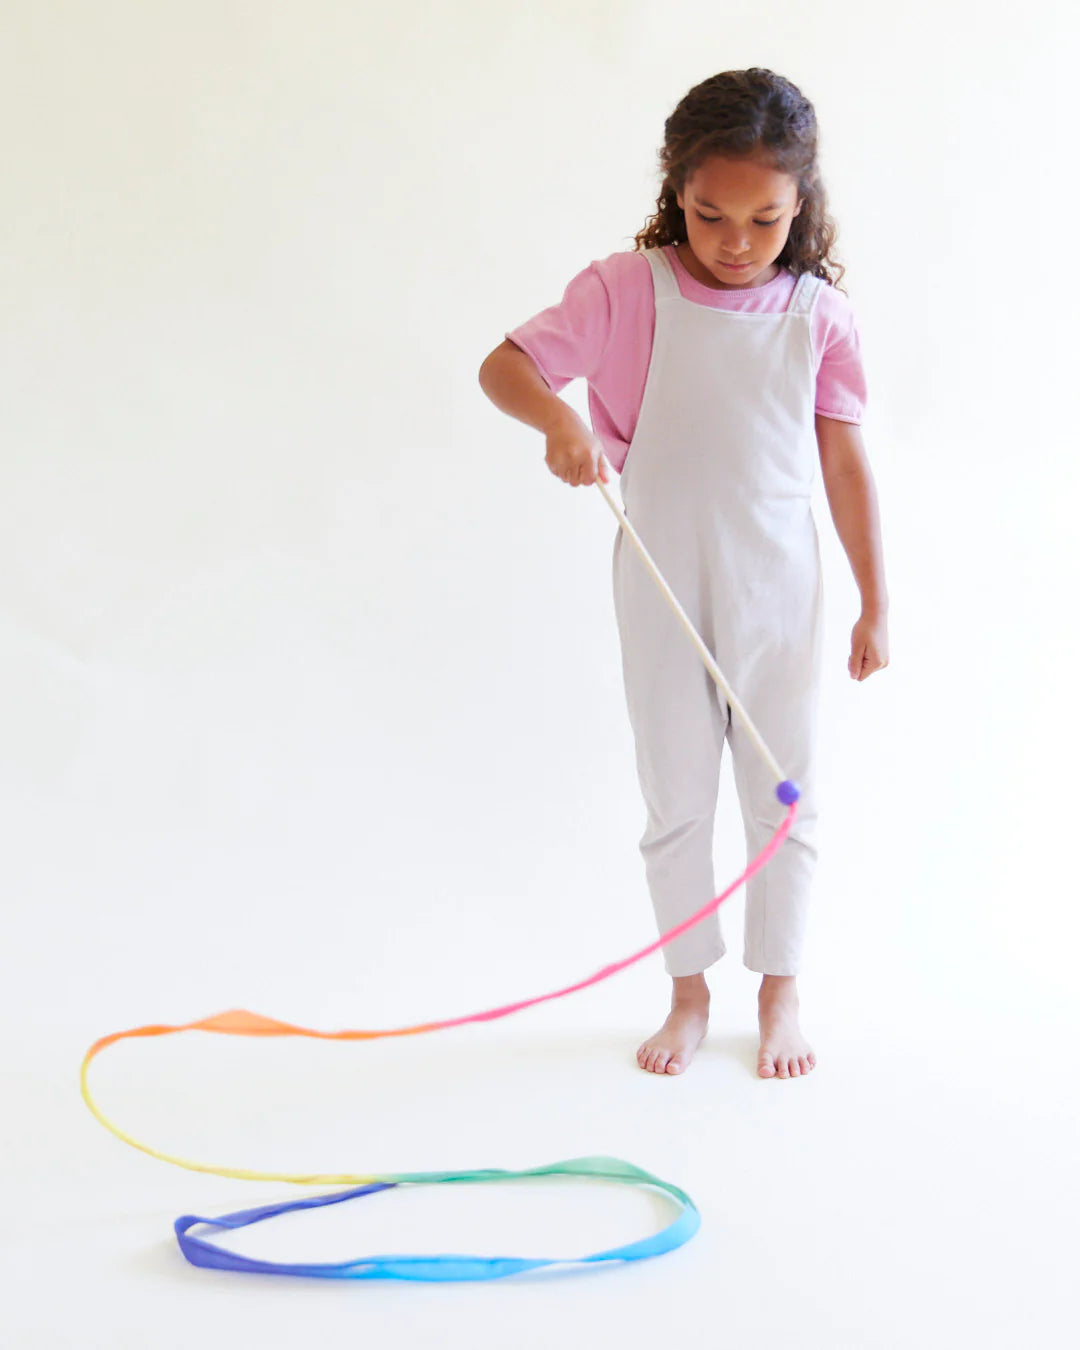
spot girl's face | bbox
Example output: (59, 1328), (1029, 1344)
(675, 154), (803, 289)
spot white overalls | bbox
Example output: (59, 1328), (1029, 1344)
(612, 246), (825, 978)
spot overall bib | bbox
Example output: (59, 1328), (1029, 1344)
(612, 246), (825, 978)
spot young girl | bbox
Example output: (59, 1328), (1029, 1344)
(478, 68), (888, 1081)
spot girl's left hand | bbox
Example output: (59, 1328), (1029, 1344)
(849, 611), (889, 681)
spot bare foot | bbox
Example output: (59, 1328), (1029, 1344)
(757, 974), (816, 1079)
(637, 975), (710, 1075)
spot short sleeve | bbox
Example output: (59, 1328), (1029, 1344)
(815, 289), (868, 425)
(504, 260), (613, 394)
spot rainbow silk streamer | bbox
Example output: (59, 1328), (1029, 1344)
(80, 462), (802, 1282)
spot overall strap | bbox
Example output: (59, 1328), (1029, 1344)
(785, 269), (823, 317)
(646, 245), (682, 301)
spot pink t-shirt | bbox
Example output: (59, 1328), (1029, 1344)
(505, 243), (867, 475)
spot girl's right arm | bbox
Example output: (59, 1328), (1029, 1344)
(478, 339), (609, 487)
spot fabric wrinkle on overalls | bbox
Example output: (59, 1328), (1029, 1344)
(612, 246), (825, 978)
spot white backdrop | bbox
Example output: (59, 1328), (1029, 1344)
(3, 2), (1077, 1346)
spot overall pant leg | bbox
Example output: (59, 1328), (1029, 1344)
(728, 638), (822, 977)
(613, 530), (729, 977)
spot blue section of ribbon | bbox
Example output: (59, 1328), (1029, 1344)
(174, 1173), (701, 1282)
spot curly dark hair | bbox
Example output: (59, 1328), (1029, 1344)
(631, 68), (846, 292)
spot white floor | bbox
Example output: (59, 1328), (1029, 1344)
(7, 964), (1074, 1350)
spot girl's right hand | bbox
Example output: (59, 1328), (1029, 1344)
(544, 419), (610, 487)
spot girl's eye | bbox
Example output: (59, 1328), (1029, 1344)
(696, 212), (782, 227)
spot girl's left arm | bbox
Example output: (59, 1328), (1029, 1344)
(815, 414), (890, 682)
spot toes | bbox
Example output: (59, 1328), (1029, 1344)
(666, 1056), (683, 1074)
(759, 1050), (814, 1079)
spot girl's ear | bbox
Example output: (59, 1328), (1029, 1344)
(793, 197), (804, 217)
